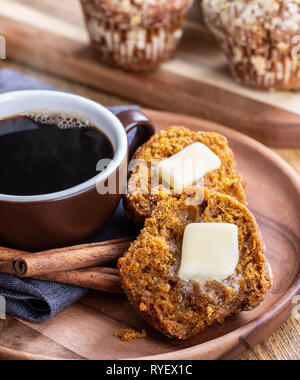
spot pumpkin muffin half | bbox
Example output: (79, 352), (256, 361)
(124, 126), (246, 224)
(118, 188), (272, 340)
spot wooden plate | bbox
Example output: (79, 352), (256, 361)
(0, 110), (299, 360)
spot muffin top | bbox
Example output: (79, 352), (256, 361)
(202, 0), (300, 45)
(81, 0), (193, 28)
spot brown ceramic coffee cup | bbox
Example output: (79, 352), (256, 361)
(0, 91), (154, 251)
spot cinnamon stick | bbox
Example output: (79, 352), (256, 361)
(10, 236), (133, 278)
(0, 247), (31, 274)
(34, 267), (123, 295)
(0, 261), (12, 275)
(0, 247), (30, 262)
(0, 260), (122, 294)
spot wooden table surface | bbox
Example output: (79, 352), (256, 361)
(0, 59), (299, 361)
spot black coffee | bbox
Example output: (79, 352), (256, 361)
(0, 114), (114, 196)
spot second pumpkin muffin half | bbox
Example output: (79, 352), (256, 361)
(124, 126), (246, 225)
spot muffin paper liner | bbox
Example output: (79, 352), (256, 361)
(81, 1), (193, 71)
(214, 29), (300, 91)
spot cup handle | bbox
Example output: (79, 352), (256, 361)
(116, 109), (155, 158)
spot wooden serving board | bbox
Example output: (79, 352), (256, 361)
(0, 109), (299, 360)
(1, 0), (300, 148)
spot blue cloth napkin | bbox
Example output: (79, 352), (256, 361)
(0, 69), (140, 322)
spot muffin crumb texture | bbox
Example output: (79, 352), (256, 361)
(115, 328), (147, 341)
(119, 188), (272, 340)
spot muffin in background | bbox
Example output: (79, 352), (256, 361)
(80, 0), (194, 71)
(202, 0), (300, 91)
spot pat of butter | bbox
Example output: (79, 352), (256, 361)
(157, 143), (221, 191)
(179, 223), (239, 283)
